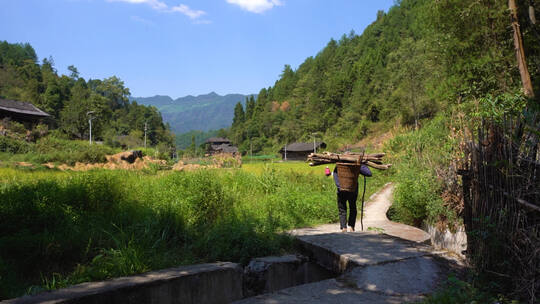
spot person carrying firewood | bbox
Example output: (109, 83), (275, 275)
(325, 163), (371, 232)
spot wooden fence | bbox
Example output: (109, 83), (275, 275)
(460, 117), (539, 303)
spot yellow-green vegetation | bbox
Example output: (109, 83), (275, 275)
(242, 161), (391, 199)
(242, 161), (321, 175)
(0, 134), (177, 168)
(0, 163), (389, 300)
(0, 136), (120, 165)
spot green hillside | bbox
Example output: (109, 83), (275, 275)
(130, 92), (257, 134)
(175, 129), (220, 150)
(228, 0), (538, 153)
(0, 41), (174, 149)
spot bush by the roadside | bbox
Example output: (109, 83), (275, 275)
(391, 167), (446, 227)
(385, 114), (459, 227)
(0, 136), (31, 154)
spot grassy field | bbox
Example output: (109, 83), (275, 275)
(0, 162), (390, 300)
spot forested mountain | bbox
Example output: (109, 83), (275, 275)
(0, 41), (174, 148)
(130, 92), (256, 134)
(229, 0), (539, 153)
(175, 129), (220, 150)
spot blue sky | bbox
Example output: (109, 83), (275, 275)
(1, 0), (394, 98)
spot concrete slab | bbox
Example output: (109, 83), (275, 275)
(344, 256), (442, 295)
(296, 232), (432, 273)
(5, 262), (243, 304)
(243, 255), (334, 297)
(233, 278), (424, 304)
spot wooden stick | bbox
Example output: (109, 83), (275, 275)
(307, 151), (391, 170)
(509, 0), (535, 98)
(366, 161), (392, 170)
(308, 152), (384, 163)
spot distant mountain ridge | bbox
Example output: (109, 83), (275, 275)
(129, 92), (256, 134)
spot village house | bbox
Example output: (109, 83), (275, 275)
(279, 141), (327, 161)
(0, 99), (51, 128)
(205, 137), (239, 155)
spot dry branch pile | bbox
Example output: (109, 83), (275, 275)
(308, 152), (391, 170)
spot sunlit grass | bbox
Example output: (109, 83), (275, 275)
(0, 166), (331, 299)
(0, 161), (392, 300)
(241, 160), (324, 175)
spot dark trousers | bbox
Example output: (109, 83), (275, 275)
(337, 190), (358, 229)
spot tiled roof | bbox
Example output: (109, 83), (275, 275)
(210, 144), (238, 153)
(279, 142), (327, 152)
(206, 137), (231, 143)
(0, 99), (50, 117)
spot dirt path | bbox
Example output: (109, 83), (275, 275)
(290, 183), (430, 243)
(361, 183), (430, 242)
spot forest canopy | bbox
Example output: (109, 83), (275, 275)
(228, 0), (539, 153)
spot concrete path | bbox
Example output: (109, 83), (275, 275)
(236, 183), (456, 304)
(361, 183), (431, 243)
(290, 183), (430, 243)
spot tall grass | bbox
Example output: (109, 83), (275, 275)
(384, 114), (459, 227)
(0, 162), (391, 300)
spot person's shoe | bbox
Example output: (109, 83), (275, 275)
(349, 226), (355, 232)
(341, 228), (347, 232)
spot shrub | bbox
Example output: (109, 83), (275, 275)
(0, 137), (31, 154)
(6, 121), (26, 135)
(34, 137), (116, 164)
(392, 166), (444, 226)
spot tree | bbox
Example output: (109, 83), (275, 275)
(94, 76), (130, 110)
(232, 102), (245, 127)
(41, 79), (63, 118)
(68, 65), (79, 80)
(245, 96), (255, 119)
(0, 40), (174, 147)
(60, 98), (93, 139)
(509, 0), (535, 98)
(388, 38), (433, 129)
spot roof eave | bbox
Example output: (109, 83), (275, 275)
(0, 105), (50, 117)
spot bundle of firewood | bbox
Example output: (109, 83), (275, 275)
(307, 152), (391, 170)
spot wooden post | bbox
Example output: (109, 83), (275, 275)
(509, 0), (535, 98)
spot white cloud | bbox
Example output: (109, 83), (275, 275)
(108, 0), (206, 20)
(109, 0), (167, 11)
(170, 4), (206, 19)
(226, 0), (282, 14)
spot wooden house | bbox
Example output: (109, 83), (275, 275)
(279, 142), (327, 161)
(205, 137), (239, 155)
(0, 99), (50, 127)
